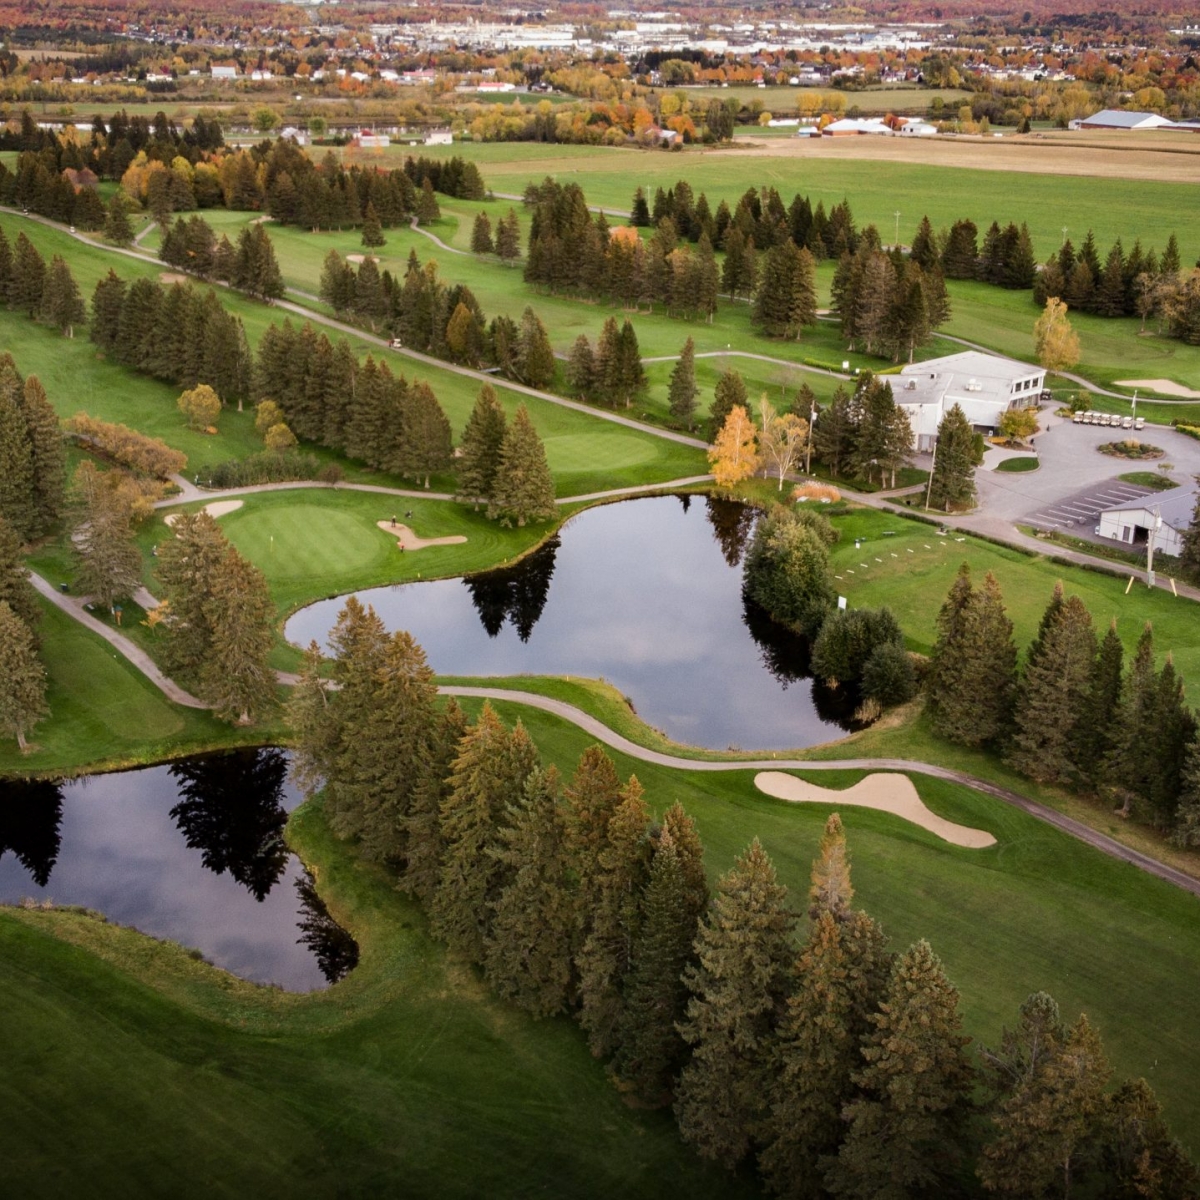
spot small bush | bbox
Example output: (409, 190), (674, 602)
(203, 450), (325, 488)
(861, 642), (918, 707)
(811, 607), (904, 685)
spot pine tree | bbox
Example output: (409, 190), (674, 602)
(760, 908), (891, 1199)
(1179, 492), (1200, 585)
(660, 800), (709, 928)
(675, 839), (796, 1168)
(431, 705), (539, 963)
(1008, 594), (1097, 784)
(39, 256), (85, 337)
(827, 940), (975, 1199)
(1103, 1077), (1200, 1199)
(484, 766), (574, 1018)
(1075, 620), (1124, 789)
(0, 600), (48, 752)
(104, 192), (135, 247)
(318, 249), (356, 313)
(611, 825), (699, 1105)
(495, 209), (521, 264)
(89, 270), (127, 354)
(19, 376), (65, 536)
(470, 211), (494, 255)
(0, 359), (35, 542)
(811, 386), (859, 477)
(516, 307), (555, 389)
(926, 566), (1018, 747)
(910, 215), (937, 270)
(456, 384), (507, 508)
(155, 511), (229, 674)
(577, 776), (652, 1058)
(668, 337), (698, 427)
(564, 745), (626, 921)
(566, 334), (596, 400)
(808, 812), (854, 922)
(0, 515), (38, 638)
(416, 177), (440, 225)
(360, 200), (386, 248)
(70, 463), (141, 610)
(197, 545), (276, 725)
(928, 402), (976, 512)
(11, 233), (46, 317)
(489, 404), (556, 526)
(1172, 739), (1200, 848)
(232, 224), (284, 301)
(979, 1012), (1110, 1198)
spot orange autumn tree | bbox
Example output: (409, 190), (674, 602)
(708, 405), (759, 488)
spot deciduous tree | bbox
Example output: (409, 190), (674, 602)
(177, 383), (221, 431)
(708, 404), (759, 488)
(1034, 297), (1081, 373)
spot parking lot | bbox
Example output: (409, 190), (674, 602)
(1027, 480), (1156, 533)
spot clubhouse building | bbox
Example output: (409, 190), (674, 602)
(883, 350), (1046, 451)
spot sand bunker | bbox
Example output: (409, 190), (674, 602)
(754, 771), (997, 849)
(346, 254), (378, 265)
(1114, 378), (1200, 399)
(164, 499), (244, 527)
(377, 520), (467, 551)
(160, 272), (189, 285)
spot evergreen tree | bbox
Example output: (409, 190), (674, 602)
(231, 224), (284, 301)
(979, 1012), (1110, 1198)
(457, 384), (507, 509)
(1103, 1077), (1200, 1199)
(631, 188), (651, 226)
(668, 337), (698, 427)
(827, 940), (975, 1199)
(401, 380), (453, 487)
(318, 250), (356, 313)
(495, 209), (521, 264)
(104, 192), (135, 246)
(1172, 739), (1200, 848)
(39, 256), (85, 337)
(760, 907), (891, 1199)
(431, 706), (539, 964)
(489, 404), (556, 526)
(1008, 594), (1097, 784)
(675, 839), (796, 1168)
(360, 201), (386, 248)
(808, 812), (854, 922)
(909, 215), (937, 270)
(926, 566), (1018, 747)
(611, 825), (699, 1105)
(928, 402), (976, 512)
(577, 776), (651, 1058)
(516, 306), (555, 389)
(19, 376), (65, 536)
(0, 600), (48, 752)
(416, 177), (441, 225)
(566, 334), (596, 399)
(1179, 492), (1200, 585)
(563, 744), (625, 924)
(470, 211), (494, 255)
(743, 507), (836, 639)
(1075, 620), (1125, 789)
(0, 514), (39, 635)
(709, 367), (748, 433)
(11, 233), (46, 317)
(0, 358), (35, 542)
(941, 219), (979, 279)
(70, 463), (141, 609)
(811, 386), (859, 478)
(197, 545), (276, 724)
(155, 511), (229, 674)
(484, 766), (574, 1018)
(89, 270), (127, 354)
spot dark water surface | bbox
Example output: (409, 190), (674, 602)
(286, 496), (855, 751)
(0, 749), (357, 991)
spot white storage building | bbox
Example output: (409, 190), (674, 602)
(1097, 483), (1197, 557)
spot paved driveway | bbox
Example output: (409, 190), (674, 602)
(1027, 480), (1155, 532)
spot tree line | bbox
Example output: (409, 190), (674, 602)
(288, 604), (1196, 1197)
(158, 217), (285, 301)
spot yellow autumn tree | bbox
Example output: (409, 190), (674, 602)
(708, 404), (759, 488)
(1034, 297), (1081, 373)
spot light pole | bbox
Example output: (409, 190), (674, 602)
(893, 210), (901, 248)
(1061, 225), (1068, 246)
(1148, 505), (1162, 588)
(806, 397), (817, 474)
(924, 435), (938, 510)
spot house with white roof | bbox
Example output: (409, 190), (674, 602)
(1097, 483), (1197, 557)
(883, 351), (1046, 450)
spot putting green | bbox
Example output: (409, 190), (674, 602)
(220, 502), (391, 582)
(544, 431), (660, 475)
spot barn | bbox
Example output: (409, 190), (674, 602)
(1097, 483), (1198, 557)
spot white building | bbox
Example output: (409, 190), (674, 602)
(1097, 484), (1197, 557)
(884, 351), (1045, 450)
(210, 66), (238, 80)
(1076, 109), (1178, 131)
(424, 129), (453, 146)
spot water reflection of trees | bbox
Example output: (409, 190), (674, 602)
(169, 749), (289, 902)
(464, 536), (559, 642)
(295, 869), (359, 984)
(0, 779), (64, 887)
(740, 594), (858, 730)
(705, 497), (757, 567)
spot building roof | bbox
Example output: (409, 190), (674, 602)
(1080, 108), (1176, 129)
(887, 350), (1044, 433)
(1100, 483), (1198, 531)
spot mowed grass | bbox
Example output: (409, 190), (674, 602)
(0, 600), (266, 776)
(825, 507), (1200, 680)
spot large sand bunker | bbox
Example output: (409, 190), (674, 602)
(754, 771), (996, 849)
(1114, 378), (1200, 399)
(164, 499), (244, 527)
(377, 520), (467, 551)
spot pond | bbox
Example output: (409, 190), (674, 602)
(286, 496), (857, 751)
(0, 749), (357, 992)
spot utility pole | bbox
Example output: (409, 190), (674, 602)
(806, 395), (817, 474)
(1061, 225), (1068, 246)
(1147, 505), (1162, 588)
(924, 435), (938, 510)
(893, 210), (901, 248)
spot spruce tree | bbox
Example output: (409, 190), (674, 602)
(516, 307), (555, 389)
(198, 545), (276, 725)
(489, 404), (556, 527)
(360, 200), (386, 248)
(827, 940), (975, 1199)
(928, 402), (976, 512)
(566, 334), (596, 399)
(20, 376), (65, 536)
(808, 812), (854, 922)
(611, 825), (699, 1105)
(0, 515), (39, 635)
(661, 801), (709, 925)
(675, 839), (796, 1168)
(577, 776), (652, 1058)
(484, 765), (575, 1018)
(470, 211), (494, 255)
(1075, 620), (1124, 788)
(1103, 1078), (1200, 1199)
(1179, 492), (1200, 585)
(39, 256), (86, 337)
(979, 1012), (1110, 1198)
(0, 600), (48, 752)
(155, 511), (229, 674)
(926, 566), (1017, 747)
(416, 177), (440, 225)
(431, 705), (539, 964)
(563, 745), (625, 922)
(403, 698), (468, 902)
(70, 463), (142, 609)
(89, 270), (127, 354)
(1008, 594), (1097, 784)
(456, 384), (507, 509)
(104, 192), (135, 247)
(495, 209), (521, 264)
(11, 233), (46, 317)
(1171, 739), (1200, 848)
(0, 360), (35, 542)
(668, 336), (698, 427)
(710, 367), (748, 434)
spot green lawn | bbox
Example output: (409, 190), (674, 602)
(993, 455), (1039, 472)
